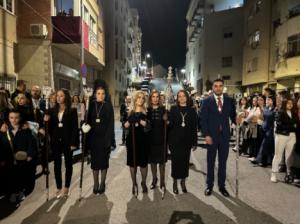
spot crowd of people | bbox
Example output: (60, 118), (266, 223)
(0, 78), (299, 207)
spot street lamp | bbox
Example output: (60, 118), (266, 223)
(145, 53), (153, 77)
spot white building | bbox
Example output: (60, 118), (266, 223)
(185, 0), (244, 95)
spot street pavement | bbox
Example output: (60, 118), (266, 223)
(0, 120), (299, 224)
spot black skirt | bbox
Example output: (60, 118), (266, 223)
(170, 145), (191, 179)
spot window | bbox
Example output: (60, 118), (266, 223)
(248, 30), (260, 48)
(0, 0), (14, 13)
(224, 32), (233, 39)
(222, 57), (233, 67)
(289, 4), (300, 19)
(222, 76), (231, 80)
(115, 70), (118, 81)
(287, 34), (300, 58)
(119, 73), (121, 83)
(198, 64), (201, 73)
(115, 18), (118, 35)
(89, 16), (96, 33)
(56, 0), (73, 16)
(247, 57), (258, 73)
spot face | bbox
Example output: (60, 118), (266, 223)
(178, 92), (187, 105)
(241, 98), (247, 105)
(151, 92), (160, 106)
(286, 100), (293, 110)
(9, 112), (20, 127)
(31, 86), (41, 99)
(252, 97), (258, 106)
(266, 98), (273, 107)
(50, 94), (56, 103)
(136, 93), (145, 107)
(258, 97), (265, 107)
(19, 83), (26, 92)
(212, 81), (224, 96)
(95, 89), (105, 102)
(17, 94), (27, 106)
(56, 91), (65, 105)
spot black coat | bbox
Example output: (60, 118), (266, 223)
(48, 108), (79, 148)
(275, 111), (298, 136)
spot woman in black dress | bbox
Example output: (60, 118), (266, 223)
(86, 87), (114, 194)
(168, 90), (197, 194)
(124, 91), (150, 195)
(147, 90), (167, 190)
(44, 89), (79, 198)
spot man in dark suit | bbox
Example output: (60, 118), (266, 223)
(200, 79), (236, 197)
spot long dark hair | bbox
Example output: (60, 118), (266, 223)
(176, 90), (190, 106)
(280, 98), (294, 114)
(92, 79), (111, 103)
(149, 89), (161, 107)
(54, 89), (72, 114)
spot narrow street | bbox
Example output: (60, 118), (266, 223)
(0, 121), (299, 224)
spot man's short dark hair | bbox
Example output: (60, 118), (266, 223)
(212, 78), (224, 85)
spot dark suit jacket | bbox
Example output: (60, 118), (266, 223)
(200, 95), (236, 142)
(48, 108), (79, 148)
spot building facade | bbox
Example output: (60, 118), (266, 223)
(243, 0), (300, 94)
(185, 0), (244, 95)
(1, 0), (105, 94)
(0, 0), (17, 92)
(102, 0), (142, 106)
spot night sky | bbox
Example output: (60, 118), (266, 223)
(128, 0), (191, 70)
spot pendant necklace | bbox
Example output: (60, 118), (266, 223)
(180, 112), (187, 127)
(95, 101), (104, 123)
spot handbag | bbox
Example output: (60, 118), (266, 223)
(6, 130), (28, 161)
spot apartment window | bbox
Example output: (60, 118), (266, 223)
(0, 0), (14, 13)
(222, 57), (233, 67)
(55, 0), (73, 16)
(89, 16), (96, 33)
(115, 18), (118, 35)
(222, 76), (231, 80)
(287, 34), (300, 58)
(115, 71), (118, 81)
(198, 64), (201, 73)
(255, 0), (262, 13)
(83, 6), (89, 22)
(119, 73), (121, 83)
(249, 30), (260, 48)
(247, 57), (258, 73)
(224, 32), (233, 39)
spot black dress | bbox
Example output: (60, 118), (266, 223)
(87, 101), (115, 170)
(126, 112), (150, 168)
(147, 106), (167, 164)
(168, 105), (197, 179)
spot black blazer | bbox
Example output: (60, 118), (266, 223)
(48, 108), (79, 148)
(275, 111), (297, 136)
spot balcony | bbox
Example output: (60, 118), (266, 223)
(289, 4), (300, 19)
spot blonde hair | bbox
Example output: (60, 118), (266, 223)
(129, 90), (147, 115)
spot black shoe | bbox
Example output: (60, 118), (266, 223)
(93, 183), (99, 195)
(204, 188), (213, 196)
(173, 182), (178, 194)
(180, 180), (187, 193)
(141, 182), (148, 193)
(98, 183), (106, 194)
(150, 177), (158, 190)
(132, 184), (138, 196)
(219, 188), (230, 197)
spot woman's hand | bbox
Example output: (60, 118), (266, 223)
(124, 121), (130, 128)
(44, 114), (50, 122)
(27, 157), (32, 162)
(140, 120), (147, 127)
(0, 123), (8, 133)
(39, 128), (45, 136)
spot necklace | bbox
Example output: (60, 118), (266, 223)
(95, 101), (104, 123)
(180, 112), (187, 127)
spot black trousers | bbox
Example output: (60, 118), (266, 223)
(52, 144), (73, 189)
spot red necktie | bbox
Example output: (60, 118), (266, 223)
(218, 97), (223, 113)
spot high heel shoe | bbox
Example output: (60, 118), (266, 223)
(98, 183), (106, 194)
(180, 180), (187, 193)
(141, 182), (148, 193)
(132, 184), (138, 197)
(93, 183), (99, 195)
(150, 177), (158, 190)
(173, 181), (178, 194)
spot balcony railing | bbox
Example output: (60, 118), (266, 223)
(89, 28), (98, 49)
